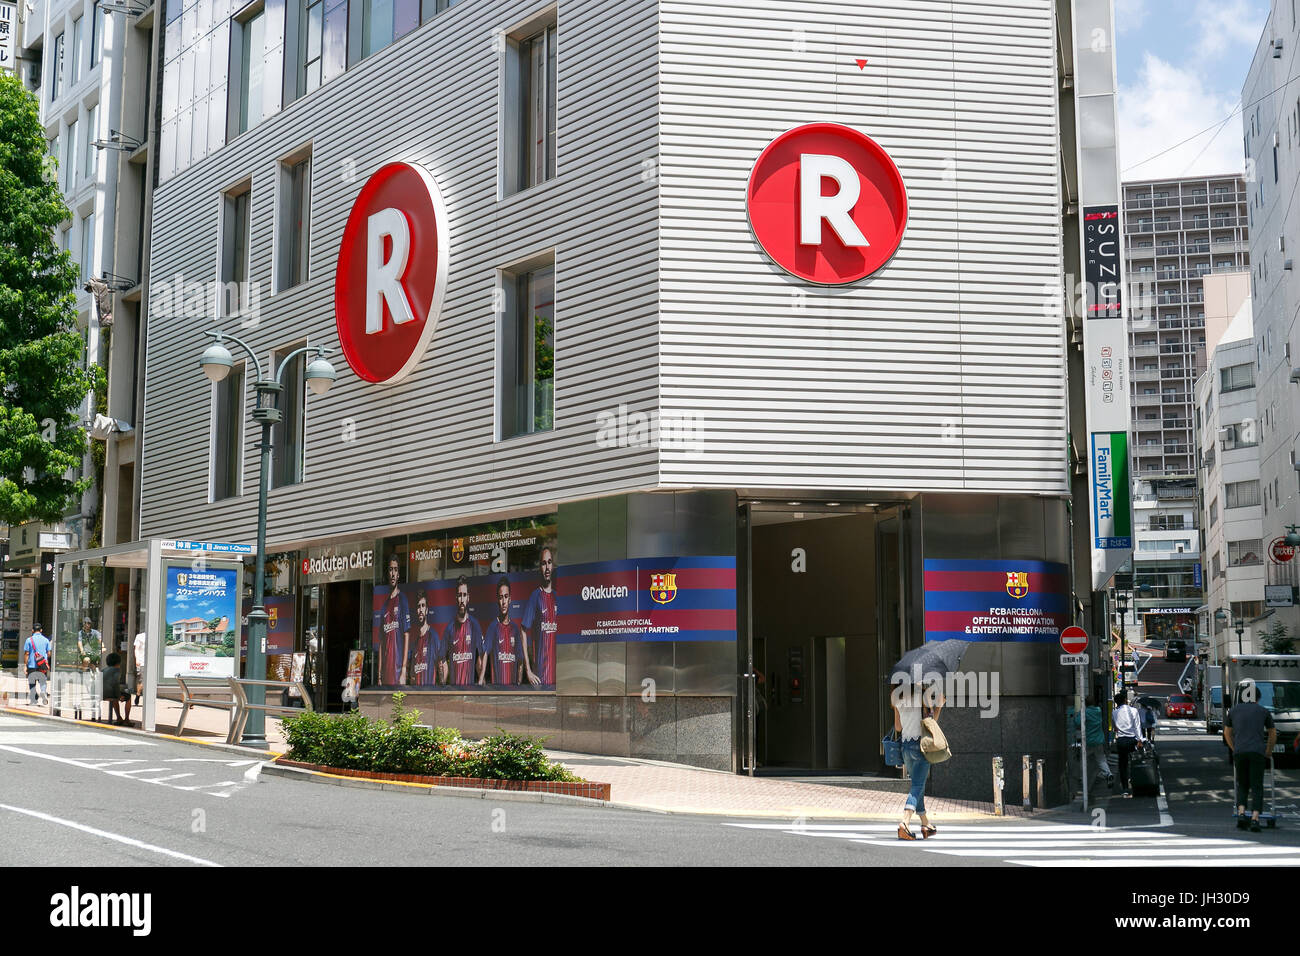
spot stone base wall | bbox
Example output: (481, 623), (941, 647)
(360, 692), (734, 771)
(924, 697), (1067, 807)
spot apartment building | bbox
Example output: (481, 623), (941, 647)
(1122, 175), (1250, 642)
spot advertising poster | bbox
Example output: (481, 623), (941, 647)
(240, 595), (296, 680)
(557, 556), (737, 643)
(923, 559), (1071, 642)
(163, 566), (239, 677)
(371, 520), (558, 690)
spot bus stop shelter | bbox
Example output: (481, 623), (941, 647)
(53, 538), (249, 732)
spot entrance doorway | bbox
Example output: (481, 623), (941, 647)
(307, 581), (362, 712)
(743, 503), (909, 772)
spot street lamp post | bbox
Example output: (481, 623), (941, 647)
(200, 330), (336, 745)
(1117, 591), (1129, 695)
(1235, 622), (1245, 655)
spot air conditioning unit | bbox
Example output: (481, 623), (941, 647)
(1287, 259), (1295, 271)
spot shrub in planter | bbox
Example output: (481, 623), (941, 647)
(281, 699), (579, 782)
(465, 730), (581, 782)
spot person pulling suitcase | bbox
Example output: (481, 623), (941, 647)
(1112, 691), (1147, 797)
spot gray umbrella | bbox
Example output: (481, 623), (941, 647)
(890, 639), (969, 685)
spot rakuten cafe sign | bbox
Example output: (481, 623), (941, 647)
(747, 123), (908, 285)
(302, 541), (376, 584)
(335, 162), (449, 384)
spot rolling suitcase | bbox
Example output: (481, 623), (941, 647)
(1130, 745), (1160, 797)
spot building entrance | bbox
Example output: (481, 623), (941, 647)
(743, 503), (911, 772)
(311, 581), (362, 712)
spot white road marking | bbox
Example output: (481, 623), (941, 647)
(0, 802), (221, 866)
(729, 821), (1300, 867)
(0, 743), (261, 799)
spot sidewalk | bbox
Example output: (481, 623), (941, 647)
(2, 669), (1029, 820)
(0, 669), (289, 750)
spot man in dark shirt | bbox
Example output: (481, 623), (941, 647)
(1224, 681), (1277, 832)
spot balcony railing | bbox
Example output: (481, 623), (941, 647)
(1133, 369), (1162, 381)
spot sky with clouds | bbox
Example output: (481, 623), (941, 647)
(1117, 0), (1271, 182)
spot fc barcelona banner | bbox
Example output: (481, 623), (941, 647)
(557, 556), (737, 643)
(923, 559), (1070, 642)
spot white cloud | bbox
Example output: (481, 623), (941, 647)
(1118, 54), (1244, 181)
(1116, 0), (1150, 34)
(1194, 0), (1267, 60)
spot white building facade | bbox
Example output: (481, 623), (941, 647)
(1242, 2), (1300, 644)
(1196, 309), (1264, 660)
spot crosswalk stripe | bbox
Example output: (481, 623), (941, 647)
(1011, 857), (1300, 867)
(728, 820), (1294, 867)
(906, 845), (1300, 858)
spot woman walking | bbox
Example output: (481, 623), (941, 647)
(893, 679), (945, 840)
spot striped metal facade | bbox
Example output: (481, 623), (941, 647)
(141, 0), (662, 545)
(658, 0), (1067, 493)
(140, 0), (1068, 548)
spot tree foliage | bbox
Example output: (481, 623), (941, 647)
(1261, 620), (1295, 655)
(0, 73), (100, 525)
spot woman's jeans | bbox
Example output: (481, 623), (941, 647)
(902, 739), (929, 814)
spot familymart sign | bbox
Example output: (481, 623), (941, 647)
(1091, 432), (1132, 549)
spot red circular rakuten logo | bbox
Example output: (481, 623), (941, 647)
(747, 123), (908, 285)
(334, 162), (449, 384)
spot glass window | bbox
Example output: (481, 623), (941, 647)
(71, 16), (83, 85)
(1227, 540), (1263, 567)
(212, 365), (245, 501)
(525, 24), (557, 188)
(362, 0), (394, 57)
(1220, 363), (1254, 392)
(1225, 480), (1260, 509)
(277, 153), (311, 290)
(63, 120), (77, 190)
(500, 261), (555, 439)
(1222, 421), (1257, 449)
(505, 20), (557, 195)
(1209, 497), (1218, 525)
(79, 210), (95, 283)
(91, 3), (105, 68)
(50, 32), (64, 101)
(271, 346), (305, 488)
(220, 185), (252, 317)
(299, 0), (325, 96)
(85, 103), (98, 179)
(233, 7), (267, 136)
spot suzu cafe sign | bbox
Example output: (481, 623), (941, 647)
(334, 162), (449, 385)
(747, 123), (908, 285)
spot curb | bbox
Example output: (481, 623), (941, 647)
(261, 761), (618, 809)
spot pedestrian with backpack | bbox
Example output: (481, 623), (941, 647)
(24, 623), (52, 706)
(1141, 700), (1158, 744)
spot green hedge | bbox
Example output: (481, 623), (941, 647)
(281, 694), (580, 782)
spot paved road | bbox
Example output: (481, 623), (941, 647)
(0, 712), (993, 867)
(4, 712), (1295, 866)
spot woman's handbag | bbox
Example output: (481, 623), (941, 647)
(920, 716), (952, 764)
(882, 730), (904, 767)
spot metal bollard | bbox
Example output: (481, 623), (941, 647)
(1023, 755), (1032, 811)
(1036, 758), (1045, 810)
(992, 756), (1005, 816)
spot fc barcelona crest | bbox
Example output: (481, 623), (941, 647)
(268, 606), (278, 628)
(451, 538), (465, 562)
(1005, 571), (1030, 600)
(650, 572), (678, 604)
